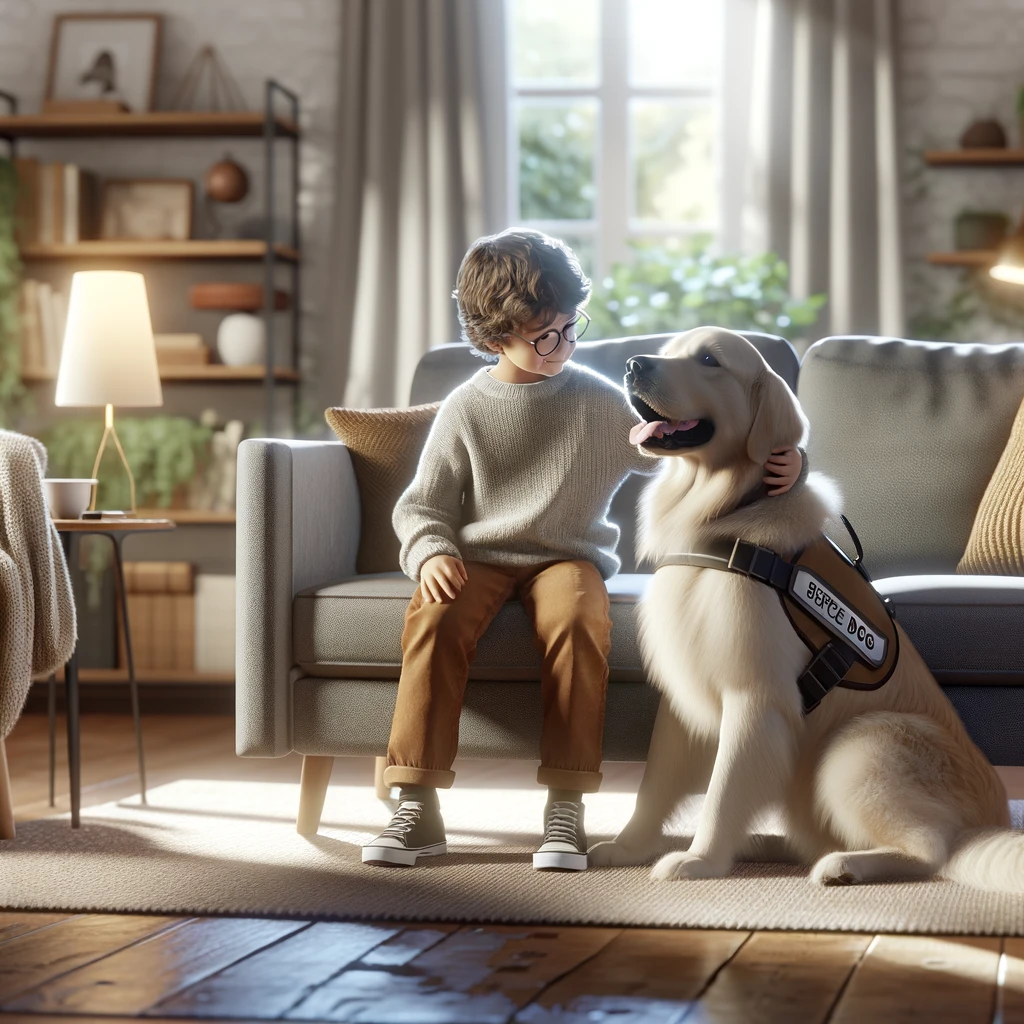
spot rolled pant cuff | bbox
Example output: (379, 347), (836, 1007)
(537, 766), (603, 793)
(383, 765), (456, 790)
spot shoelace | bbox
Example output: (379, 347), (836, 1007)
(379, 800), (426, 839)
(544, 802), (581, 845)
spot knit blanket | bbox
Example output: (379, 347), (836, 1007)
(0, 430), (77, 738)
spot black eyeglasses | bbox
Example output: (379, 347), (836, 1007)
(506, 310), (590, 357)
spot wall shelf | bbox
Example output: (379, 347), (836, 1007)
(23, 365), (299, 384)
(0, 111), (298, 139)
(20, 240), (300, 263)
(926, 251), (997, 267)
(925, 148), (1024, 166)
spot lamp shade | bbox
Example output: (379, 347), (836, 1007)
(55, 271), (163, 408)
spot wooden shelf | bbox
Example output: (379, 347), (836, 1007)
(135, 508), (236, 525)
(23, 365), (299, 384)
(0, 111), (298, 139)
(925, 148), (1024, 166)
(926, 251), (999, 267)
(20, 240), (300, 262)
(38, 668), (234, 685)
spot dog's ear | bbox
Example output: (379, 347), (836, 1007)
(746, 370), (806, 465)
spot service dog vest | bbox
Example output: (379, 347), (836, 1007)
(655, 521), (899, 713)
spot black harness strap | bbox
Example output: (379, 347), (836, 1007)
(656, 538), (863, 714)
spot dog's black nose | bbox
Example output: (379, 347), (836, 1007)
(626, 356), (653, 378)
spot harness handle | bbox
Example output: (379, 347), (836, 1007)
(839, 513), (864, 566)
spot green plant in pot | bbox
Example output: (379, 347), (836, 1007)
(0, 156), (24, 425)
(586, 240), (826, 348)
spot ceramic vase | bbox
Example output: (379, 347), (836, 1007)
(216, 313), (266, 366)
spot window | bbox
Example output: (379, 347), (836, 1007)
(508, 0), (722, 279)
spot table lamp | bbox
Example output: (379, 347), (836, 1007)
(990, 217), (1024, 285)
(55, 271), (163, 515)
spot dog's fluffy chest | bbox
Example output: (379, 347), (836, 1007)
(639, 565), (808, 731)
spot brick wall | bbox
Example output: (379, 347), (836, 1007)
(899, 0), (1024, 340)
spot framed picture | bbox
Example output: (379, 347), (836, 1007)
(100, 179), (194, 241)
(46, 14), (162, 113)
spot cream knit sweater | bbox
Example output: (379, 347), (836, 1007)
(393, 362), (657, 581)
(0, 431), (77, 739)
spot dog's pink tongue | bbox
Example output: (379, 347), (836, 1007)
(630, 420), (664, 445)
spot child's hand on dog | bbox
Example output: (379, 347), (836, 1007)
(420, 554), (469, 603)
(764, 446), (802, 496)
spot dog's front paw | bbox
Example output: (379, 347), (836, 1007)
(587, 840), (652, 867)
(810, 851), (860, 887)
(650, 851), (727, 881)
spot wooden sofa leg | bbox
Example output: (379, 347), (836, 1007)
(0, 736), (15, 841)
(296, 755), (334, 836)
(374, 756), (392, 802)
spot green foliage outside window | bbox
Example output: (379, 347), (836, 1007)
(585, 240), (827, 344)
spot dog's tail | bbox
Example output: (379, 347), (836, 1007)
(944, 828), (1024, 892)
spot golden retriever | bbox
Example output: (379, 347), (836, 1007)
(589, 326), (1018, 890)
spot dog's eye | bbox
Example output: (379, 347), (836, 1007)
(698, 351), (720, 367)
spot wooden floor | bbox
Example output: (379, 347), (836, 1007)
(4, 713), (1024, 1024)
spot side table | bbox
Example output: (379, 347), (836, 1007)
(52, 518), (176, 828)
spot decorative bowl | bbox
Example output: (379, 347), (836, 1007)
(43, 478), (98, 520)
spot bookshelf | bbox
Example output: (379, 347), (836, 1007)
(925, 148), (1024, 166)
(926, 251), (997, 267)
(20, 240), (300, 262)
(22, 364), (300, 384)
(0, 111), (298, 139)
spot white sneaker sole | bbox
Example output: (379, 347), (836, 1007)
(361, 841), (447, 867)
(533, 850), (588, 871)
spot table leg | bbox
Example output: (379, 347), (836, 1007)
(61, 532), (81, 829)
(112, 536), (146, 803)
(47, 673), (56, 807)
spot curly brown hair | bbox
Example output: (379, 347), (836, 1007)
(453, 228), (591, 361)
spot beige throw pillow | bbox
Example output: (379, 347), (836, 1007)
(325, 403), (441, 574)
(957, 392), (1024, 575)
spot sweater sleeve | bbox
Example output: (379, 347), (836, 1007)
(392, 400), (470, 581)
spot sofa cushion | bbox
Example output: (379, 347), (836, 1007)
(957, 389), (1024, 576)
(293, 572), (651, 682)
(799, 337), (1024, 578)
(324, 403), (441, 573)
(875, 575), (1024, 684)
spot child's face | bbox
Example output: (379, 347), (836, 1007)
(491, 310), (581, 377)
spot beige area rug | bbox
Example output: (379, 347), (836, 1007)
(4, 779), (1024, 934)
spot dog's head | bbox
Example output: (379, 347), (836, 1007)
(624, 326), (807, 467)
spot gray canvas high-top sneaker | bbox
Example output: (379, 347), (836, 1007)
(533, 800), (588, 871)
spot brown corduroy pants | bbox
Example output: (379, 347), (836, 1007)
(383, 559), (611, 793)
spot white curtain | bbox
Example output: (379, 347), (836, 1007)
(329, 0), (494, 409)
(720, 0), (904, 338)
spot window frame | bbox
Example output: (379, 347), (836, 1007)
(506, 0), (721, 278)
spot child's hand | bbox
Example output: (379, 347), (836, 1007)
(420, 554), (468, 603)
(764, 446), (802, 496)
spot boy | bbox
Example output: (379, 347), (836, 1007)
(362, 228), (802, 871)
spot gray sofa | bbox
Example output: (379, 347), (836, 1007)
(236, 333), (1024, 833)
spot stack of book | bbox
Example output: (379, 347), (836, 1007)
(19, 279), (67, 376)
(118, 562), (195, 672)
(14, 158), (98, 245)
(153, 333), (211, 367)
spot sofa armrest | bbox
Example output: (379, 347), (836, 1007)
(235, 439), (360, 756)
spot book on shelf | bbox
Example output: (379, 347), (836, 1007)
(18, 278), (67, 375)
(15, 160), (98, 245)
(117, 561), (196, 673)
(153, 333), (211, 366)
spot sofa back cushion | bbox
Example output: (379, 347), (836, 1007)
(798, 337), (1024, 577)
(408, 331), (799, 573)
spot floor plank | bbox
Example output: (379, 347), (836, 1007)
(514, 929), (749, 1024)
(0, 913), (78, 946)
(0, 915), (182, 1004)
(285, 924), (620, 1023)
(995, 937), (1024, 1023)
(687, 931), (873, 1024)
(151, 921), (399, 1019)
(3, 917), (306, 1016)
(829, 935), (1001, 1024)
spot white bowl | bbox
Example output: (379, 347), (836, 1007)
(43, 478), (98, 520)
